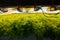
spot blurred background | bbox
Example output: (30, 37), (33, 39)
(0, 0), (60, 7)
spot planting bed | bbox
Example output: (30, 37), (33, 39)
(0, 13), (60, 40)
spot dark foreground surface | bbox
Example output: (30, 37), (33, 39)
(0, 34), (57, 40)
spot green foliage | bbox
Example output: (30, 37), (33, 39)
(0, 13), (60, 40)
